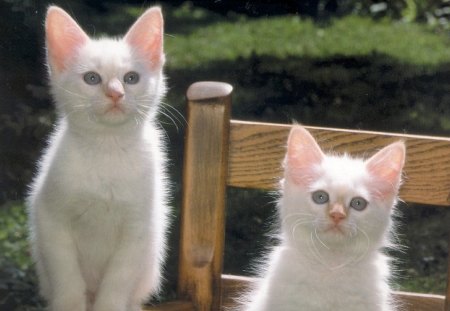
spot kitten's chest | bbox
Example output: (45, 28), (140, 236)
(269, 247), (383, 308)
(53, 133), (155, 205)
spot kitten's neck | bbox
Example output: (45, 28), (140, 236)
(282, 227), (377, 270)
(286, 242), (376, 272)
(59, 116), (149, 146)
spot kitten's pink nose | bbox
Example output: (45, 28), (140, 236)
(329, 203), (347, 224)
(105, 78), (124, 102)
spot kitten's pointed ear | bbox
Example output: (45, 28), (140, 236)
(285, 125), (324, 186)
(124, 7), (164, 70)
(45, 6), (89, 74)
(366, 141), (406, 199)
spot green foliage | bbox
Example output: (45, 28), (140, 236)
(0, 203), (43, 310)
(345, 0), (449, 30)
(0, 203), (30, 271)
(402, 0), (419, 22)
(399, 0), (449, 28)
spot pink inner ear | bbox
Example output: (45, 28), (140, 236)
(366, 141), (406, 199)
(286, 126), (324, 187)
(124, 7), (164, 70)
(46, 6), (89, 73)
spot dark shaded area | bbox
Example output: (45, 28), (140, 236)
(83, 0), (335, 18)
(82, 0), (449, 23)
(166, 54), (450, 135)
(168, 0), (333, 18)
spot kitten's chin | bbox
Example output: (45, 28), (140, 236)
(97, 113), (132, 126)
(319, 223), (355, 241)
(95, 105), (134, 126)
(324, 224), (346, 235)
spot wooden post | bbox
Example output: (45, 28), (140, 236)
(177, 81), (233, 311)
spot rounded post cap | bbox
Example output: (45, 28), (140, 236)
(187, 81), (233, 101)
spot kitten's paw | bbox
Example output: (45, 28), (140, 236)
(128, 305), (143, 311)
(50, 294), (86, 311)
(92, 299), (127, 311)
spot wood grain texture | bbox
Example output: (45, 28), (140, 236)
(393, 292), (446, 311)
(177, 82), (232, 311)
(228, 120), (450, 207)
(143, 300), (195, 311)
(220, 274), (446, 311)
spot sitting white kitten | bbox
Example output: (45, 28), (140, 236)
(241, 125), (405, 311)
(27, 6), (169, 311)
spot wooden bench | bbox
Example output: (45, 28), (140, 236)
(146, 81), (450, 311)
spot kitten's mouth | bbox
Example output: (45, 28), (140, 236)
(104, 104), (126, 115)
(96, 102), (131, 125)
(308, 224), (370, 270)
(323, 224), (347, 236)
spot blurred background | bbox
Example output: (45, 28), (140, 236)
(0, 0), (449, 309)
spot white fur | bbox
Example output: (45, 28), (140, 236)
(27, 9), (168, 311)
(240, 129), (404, 311)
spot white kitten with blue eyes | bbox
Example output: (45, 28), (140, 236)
(241, 125), (405, 311)
(27, 6), (168, 311)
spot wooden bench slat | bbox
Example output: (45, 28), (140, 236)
(143, 300), (195, 311)
(394, 291), (447, 311)
(228, 120), (450, 207)
(220, 274), (446, 311)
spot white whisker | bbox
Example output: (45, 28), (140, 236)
(352, 226), (371, 264)
(282, 212), (315, 225)
(156, 121), (170, 142)
(291, 220), (314, 243)
(135, 97), (185, 131)
(161, 102), (186, 125)
(158, 109), (180, 132)
(314, 226), (330, 250)
(54, 84), (88, 99)
(308, 231), (328, 268)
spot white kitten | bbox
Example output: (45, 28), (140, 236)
(27, 6), (169, 311)
(241, 125), (405, 311)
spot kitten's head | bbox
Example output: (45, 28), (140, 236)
(281, 126), (405, 255)
(45, 6), (166, 129)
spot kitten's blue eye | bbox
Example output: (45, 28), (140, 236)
(124, 71), (140, 84)
(350, 197), (368, 211)
(312, 190), (329, 204)
(83, 72), (102, 85)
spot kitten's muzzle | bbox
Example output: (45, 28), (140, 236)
(329, 203), (347, 224)
(105, 78), (125, 103)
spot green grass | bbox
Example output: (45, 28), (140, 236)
(165, 12), (450, 69)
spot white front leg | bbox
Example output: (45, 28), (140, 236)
(92, 220), (155, 311)
(35, 208), (87, 311)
